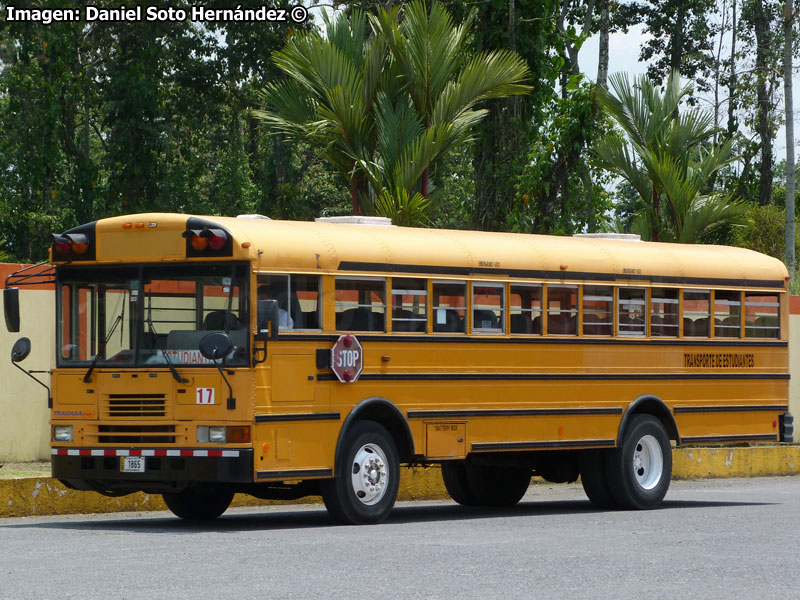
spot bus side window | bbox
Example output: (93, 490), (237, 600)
(744, 293), (780, 339)
(618, 288), (646, 336)
(432, 281), (466, 333)
(510, 284), (542, 335)
(683, 290), (710, 337)
(472, 283), (504, 333)
(547, 285), (577, 335)
(293, 274), (321, 330)
(582, 285), (613, 336)
(391, 278), (427, 332)
(335, 277), (386, 332)
(257, 274), (292, 330)
(714, 290), (742, 338)
(651, 288), (679, 337)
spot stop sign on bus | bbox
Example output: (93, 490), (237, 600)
(331, 334), (363, 383)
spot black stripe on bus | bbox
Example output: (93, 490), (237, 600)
(337, 260), (786, 289)
(681, 434), (778, 444)
(316, 372), (789, 382)
(407, 408), (622, 419)
(673, 405), (789, 414)
(256, 468), (333, 480)
(278, 333), (787, 348)
(255, 412), (341, 423)
(471, 439), (614, 451)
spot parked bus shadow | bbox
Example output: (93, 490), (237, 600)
(2, 497), (774, 533)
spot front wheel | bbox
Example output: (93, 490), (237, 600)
(162, 487), (234, 520)
(605, 415), (672, 510)
(322, 421), (400, 525)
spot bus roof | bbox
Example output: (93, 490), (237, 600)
(89, 213), (788, 289)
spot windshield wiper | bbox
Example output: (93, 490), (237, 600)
(145, 297), (188, 384)
(83, 310), (124, 383)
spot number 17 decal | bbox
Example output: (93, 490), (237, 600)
(196, 387), (215, 404)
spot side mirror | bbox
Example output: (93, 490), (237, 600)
(11, 337), (31, 363)
(199, 331), (233, 361)
(4, 288), (20, 333)
(257, 299), (280, 340)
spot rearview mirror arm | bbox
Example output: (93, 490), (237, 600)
(12, 362), (52, 408)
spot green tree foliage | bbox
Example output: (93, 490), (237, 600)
(254, 0), (532, 226)
(595, 71), (747, 243)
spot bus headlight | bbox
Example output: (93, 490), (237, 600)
(53, 425), (73, 442)
(208, 426), (227, 443)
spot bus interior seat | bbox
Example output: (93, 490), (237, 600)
(204, 310), (242, 330)
(433, 308), (463, 333)
(531, 315), (542, 334)
(510, 313), (533, 334)
(337, 307), (381, 331)
(473, 309), (498, 329)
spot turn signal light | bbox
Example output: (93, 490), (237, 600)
(226, 426), (251, 444)
(191, 234), (208, 251)
(52, 232), (91, 260)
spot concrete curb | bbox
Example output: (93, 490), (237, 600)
(2, 446), (799, 518)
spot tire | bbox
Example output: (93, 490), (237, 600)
(162, 487), (234, 520)
(441, 461), (480, 506)
(322, 421), (400, 525)
(605, 415), (672, 510)
(579, 450), (616, 509)
(442, 460), (530, 507)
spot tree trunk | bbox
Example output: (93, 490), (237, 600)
(727, 0), (738, 138)
(784, 0), (796, 273)
(596, 0), (609, 88)
(669, 2), (686, 74)
(753, 0), (773, 206)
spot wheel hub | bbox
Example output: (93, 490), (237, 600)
(632, 434), (664, 490)
(351, 443), (389, 505)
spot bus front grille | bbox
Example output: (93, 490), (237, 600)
(97, 425), (176, 444)
(103, 394), (167, 418)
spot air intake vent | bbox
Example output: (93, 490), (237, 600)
(104, 394), (166, 418)
(97, 425), (176, 444)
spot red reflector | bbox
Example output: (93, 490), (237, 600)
(191, 234), (208, 251)
(208, 233), (226, 250)
(54, 242), (71, 255)
(71, 241), (89, 255)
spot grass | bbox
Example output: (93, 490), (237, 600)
(0, 462), (51, 479)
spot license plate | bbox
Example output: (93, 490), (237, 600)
(120, 456), (146, 473)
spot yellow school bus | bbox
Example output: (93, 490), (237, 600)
(5, 214), (793, 524)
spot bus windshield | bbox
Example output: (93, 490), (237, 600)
(57, 263), (249, 368)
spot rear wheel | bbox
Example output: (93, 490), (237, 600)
(579, 450), (616, 509)
(162, 487), (234, 520)
(441, 461), (479, 506)
(322, 421), (399, 525)
(605, 415), (672, 509)
(442, 460), (530, 507)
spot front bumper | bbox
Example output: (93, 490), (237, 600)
(52, 447), (254, 494)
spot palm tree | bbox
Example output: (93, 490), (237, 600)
(253, 1), (531, 225)
(594, 71), (746, 243)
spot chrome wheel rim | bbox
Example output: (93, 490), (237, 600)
(350, 443), (389, 505)
(633, 434), (663, 490)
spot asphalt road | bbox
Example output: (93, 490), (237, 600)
(1, 477), (798, 600)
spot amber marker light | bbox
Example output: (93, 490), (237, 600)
(135, 222), (145, 228)
(241, 242), (251, 248)
(122, 223), (132, 229)
(191, 234), (208, 251)
(226, 426), (251, 444)
(71, 241), (89, 255)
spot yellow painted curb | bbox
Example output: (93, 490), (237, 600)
(2, 447), (798, 518)
(0, 466), (448, 518)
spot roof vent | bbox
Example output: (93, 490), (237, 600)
(236, 214), (271, 220)
(315, 216), (394, 226)
(573, 233), (641, 241)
